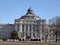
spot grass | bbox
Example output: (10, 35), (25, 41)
(0, 41), (60, 45)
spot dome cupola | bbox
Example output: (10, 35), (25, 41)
(27, 7), (34, 14)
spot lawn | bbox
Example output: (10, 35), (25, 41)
(0, 41), (60, 45)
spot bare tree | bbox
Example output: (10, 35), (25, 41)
(49, 16), (60, 42)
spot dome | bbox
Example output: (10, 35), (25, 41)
(20, 7), (40, 20)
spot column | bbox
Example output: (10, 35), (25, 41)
(19, 24), (22, 39)
(31, 25), (33, 32)
(31, 25), (33, 39)
(40, 25), (43, 41)
(38, 25), (40, 38)
(24, 25), (26, 32)
(19, 24), (22, 32)
(35, 33), (37, 39)
(28, 25), (30, 32)
(24, 25), (26, 39)
(34, 25), (36, 32)
(35, 25), (37, 32)
(35, 25), (37, 38)
(28, 25), (30, 35)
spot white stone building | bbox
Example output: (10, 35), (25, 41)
(0, 7), (59, 42)
(15, 7), (46, 41)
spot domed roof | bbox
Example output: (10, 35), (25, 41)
(20, 7), (39, 19)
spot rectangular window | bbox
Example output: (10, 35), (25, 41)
(30, 25), (31, 32)
(21, 33), (24, 37)
(26, 33), (28, 36)
(33, 25), (35, 32)
(22, 25), (24, 32)
(33, 33), (35, 37)
(26, 25), (28, 32)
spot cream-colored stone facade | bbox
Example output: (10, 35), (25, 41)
(0, 7), (59, 41)
(15, 7), (46, 41)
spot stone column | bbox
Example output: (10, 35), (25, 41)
(24, 25), (26, 39)
(28, 25), (30, 36)
(35, 25), (37, 32)
(31, 25), (33, 32)
(35, 33), (36, 39)
(35, 25), (37, 38)
(19, 24), (22, 39)
(31, 25), (33, 39)
(19, 24), (22, 32)
(28, 25), (30, 32)
(40, 25), (43, 41)
(38, 25), (40, 38)
(24, 25), (26, 32)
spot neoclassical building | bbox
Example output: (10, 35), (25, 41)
(15, 7), (46, 41)
(0, 7), (59, 42)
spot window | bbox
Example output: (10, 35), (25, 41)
(50, 29), (52, 32)
(21, 33), (24, 37)
(30, 33), (31, 35)
(33, 25), (35, 32)
(53, 29), (55, 31)
(34, 21), (35, 23)
(30, 25), (31, 32)
(26, 17), (28, 19)
(26, 33), (28, 36)
(22, 25), (24, 32)
(26, 25), (28, 31)
(33, 33), (35, 37)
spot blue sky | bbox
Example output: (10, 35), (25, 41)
(0, 0), (60, 24)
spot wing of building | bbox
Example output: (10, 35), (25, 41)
(0, 24), (14, 39)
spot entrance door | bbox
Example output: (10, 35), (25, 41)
(26, 35), (31, 40)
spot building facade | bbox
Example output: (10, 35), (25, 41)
(0, 24), (14, 39)
(47, 25), (60, 42)
(0, 7), (59, 41)
(15, 7), (46, 41)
